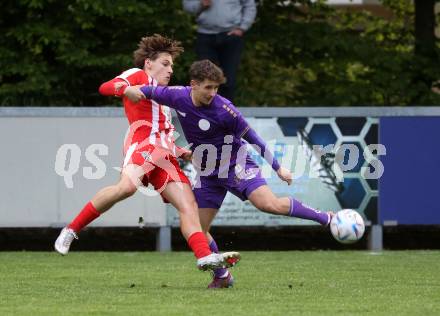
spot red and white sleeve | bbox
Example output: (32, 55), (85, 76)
(98, 68), (145, 97)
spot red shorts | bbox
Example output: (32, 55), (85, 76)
(123, 143), (190, 199)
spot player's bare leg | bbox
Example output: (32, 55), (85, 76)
(248, 185), (333, 226)
(91, 164), (142, 212)
(161, 184), (240, 271)
(161, 182), (203, 239)
(54, 165), (143, 255)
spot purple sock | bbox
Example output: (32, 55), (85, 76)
(288, 198), (329, 226)
(209, 239), (228, 278)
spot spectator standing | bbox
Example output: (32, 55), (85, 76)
(183, 0), (257, 102)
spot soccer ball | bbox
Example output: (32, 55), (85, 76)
(330, 209), (365, 244)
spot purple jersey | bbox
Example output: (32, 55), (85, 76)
(146, 86), (250, 176)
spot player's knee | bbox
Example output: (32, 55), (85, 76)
(118, 182), (137, 199)
(178, 199), (198, 216)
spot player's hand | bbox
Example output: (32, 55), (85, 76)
(277, 167), (293, 185)
(124, 86), (145, 103)
(228, 28), (244, 37)
(177, 147), (193, 162)
(114, 82), (127, 93)
(181, 150), (193, 162)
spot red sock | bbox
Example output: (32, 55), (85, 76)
(67, 202), (100, 233)
(187, 232), (212, 259)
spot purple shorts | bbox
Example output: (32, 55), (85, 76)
(193, 158), (267, 209)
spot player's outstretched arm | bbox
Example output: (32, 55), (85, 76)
(242, 128), (292, 185)
(242, 128), (280, 171)
(139, 85), (182, 110)
(123, 86), (146, 103)
(99, 78), (129, 97)
(100, 68), (147, 98)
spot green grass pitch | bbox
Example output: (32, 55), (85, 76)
(0, 251), (439, 315)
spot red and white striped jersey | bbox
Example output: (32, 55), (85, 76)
(99, 68), (176, 155)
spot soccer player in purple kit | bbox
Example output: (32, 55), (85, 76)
(125, 59), (334, 288)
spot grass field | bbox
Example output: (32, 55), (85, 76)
(0, 251), (439, 315)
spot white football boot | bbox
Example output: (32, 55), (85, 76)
(54, 227), (78, 255)
(197, 251), (241, 271)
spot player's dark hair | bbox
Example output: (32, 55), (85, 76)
(189, 60), (226, 84)
(133, 34), (184, 68)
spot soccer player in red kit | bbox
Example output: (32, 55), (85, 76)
(54, 34), (240, 272)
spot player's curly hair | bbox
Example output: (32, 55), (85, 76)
(133, 34), (184, 68)
(189, 60), (226, 84)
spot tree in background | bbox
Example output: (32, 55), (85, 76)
(237, 0), (440, 106)
(0, 0), (194, 106)
(1, 0), (439, 106)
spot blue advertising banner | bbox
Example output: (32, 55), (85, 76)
(380, 117), (440, 225)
